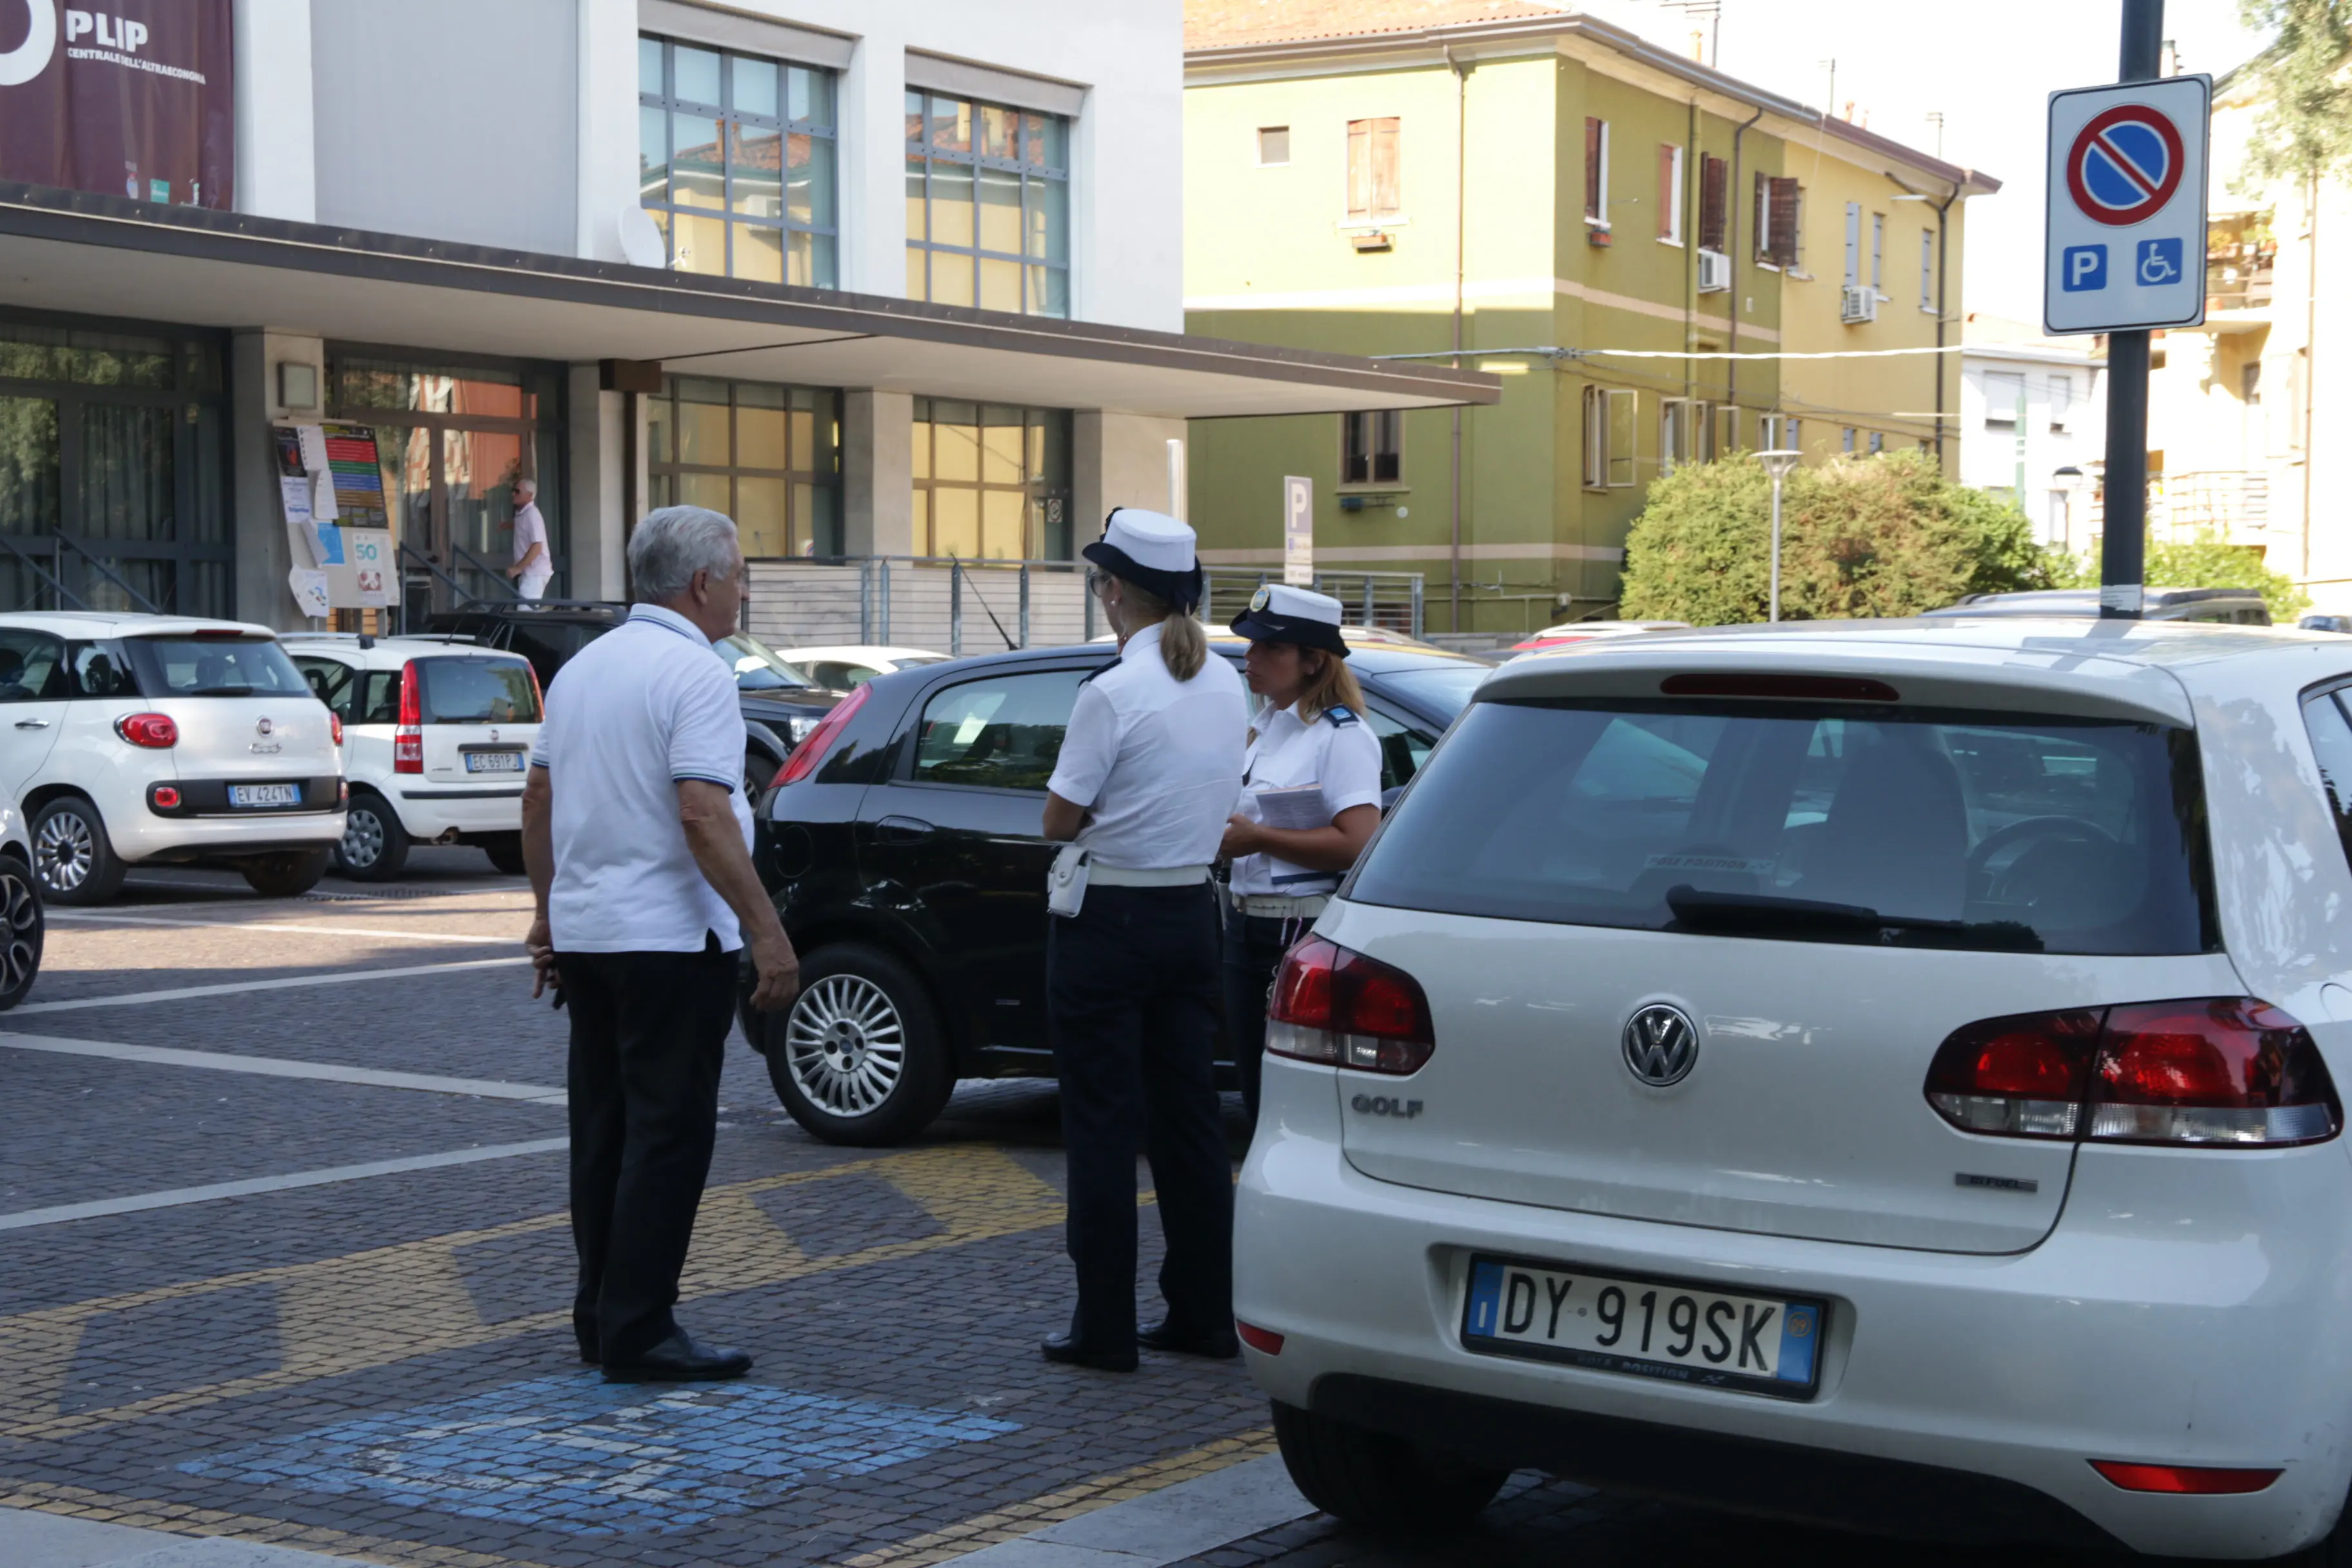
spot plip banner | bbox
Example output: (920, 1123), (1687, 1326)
(0, 1), (234, 209)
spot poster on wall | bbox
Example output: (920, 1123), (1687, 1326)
(0, 1), (235, 209)
(274, 423), (397, 612)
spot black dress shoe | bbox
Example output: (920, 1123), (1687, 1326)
(1039, 1329), (1138, 1373)
(1137, 1318), (1241, 1359)
(601, 1329), (752, 1384)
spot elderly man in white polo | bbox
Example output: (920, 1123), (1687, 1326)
(521, 505), (799, 1383)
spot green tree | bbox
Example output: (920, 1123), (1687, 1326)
(1617, 450), (2061, 625)
(2238, 0), (2352, 186)
(2047, 531), (2311, 620)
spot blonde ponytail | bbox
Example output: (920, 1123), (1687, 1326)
(1117, 583), (1208, 681)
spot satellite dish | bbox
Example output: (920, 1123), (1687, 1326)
(618, 206), (667, 270)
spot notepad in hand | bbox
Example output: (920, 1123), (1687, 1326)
(1255, 783), (1332, 831)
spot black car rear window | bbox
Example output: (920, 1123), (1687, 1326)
(415, 657), (540, 723)
(1348, 698), (2217, 956)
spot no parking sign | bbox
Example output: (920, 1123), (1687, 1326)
(2044, 75), (2209, 334)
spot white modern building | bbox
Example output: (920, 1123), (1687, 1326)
(0, 0), (1491, 629)
(1957, 313), (2105, 558)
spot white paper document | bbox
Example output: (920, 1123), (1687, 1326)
(1253, 783), (1331, 832)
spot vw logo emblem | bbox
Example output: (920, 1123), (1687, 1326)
(255, 716), (273, 736)
(1622, 1003), (1700, 1087)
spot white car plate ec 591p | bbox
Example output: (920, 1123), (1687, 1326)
(1463, 1255), (1825, 1399)
(464, 751), (525, 774)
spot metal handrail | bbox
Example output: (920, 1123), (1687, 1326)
(0, 536), (162, 614)
(54, 537), (161, 614)
(450, 544), (526, 601)
(0, 536), (82, 610)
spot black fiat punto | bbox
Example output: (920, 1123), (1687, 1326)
(743, 636), (1491, 1144)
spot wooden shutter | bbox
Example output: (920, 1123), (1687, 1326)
(1346, 121), (1369, 221)
(1698, 155), (1727, 251)
(1584, 117), (1603, 220)
(1752, 170), (1768, 259)
(1369, 118), (1400, 220)
(1767, 177), (1799, 267)
(1605, 389), (1637, 486)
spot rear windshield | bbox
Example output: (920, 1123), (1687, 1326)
(718, 632), (815, 692)
(124, 636), (309, 698)
(415, 657), (540, 724)
(1349, 699), (2217, 956)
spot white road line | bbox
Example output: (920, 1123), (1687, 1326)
(46, 912), (522, 944)
(943, 1456), (1314, 1568)
(0, 1031), (565, 1104)
(9, 956), (533, 1014)
(0, 1138), (571, 1231)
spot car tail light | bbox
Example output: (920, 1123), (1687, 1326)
(774, 682), (868, 788)
(2090, 1460), (2282, 1495)
(1924, 999), (2340, 1148)
(525, 659), (546, 721)
(114, 712), (178, 748)
(394, 660), (423, 773)
(151, 785), (181, 810)
(1266, 936), (1435, 1075)
(329, 712), (344, 747)
(1235, 1320), (1285, 1356)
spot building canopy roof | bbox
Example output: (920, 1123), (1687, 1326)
(1186, 0), (1576, 49)
(0, 184), (1496, 419)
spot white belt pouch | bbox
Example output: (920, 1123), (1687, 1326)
(1047, 843), (1092, 917)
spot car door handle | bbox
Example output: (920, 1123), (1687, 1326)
(876, 815), (936, 844)
(12, 719), (47, 729)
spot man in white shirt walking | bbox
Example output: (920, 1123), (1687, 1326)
(507, 478), (554, 601)
(522, 505), (799, 1382)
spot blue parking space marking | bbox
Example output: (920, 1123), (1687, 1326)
(178, 1373), (1021, 1534)
(1776, 1305), (1819, 1386)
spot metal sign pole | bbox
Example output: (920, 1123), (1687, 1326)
(2099, 0), (2165, 619)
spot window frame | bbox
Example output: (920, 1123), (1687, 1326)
(1657, 143), (1683, 244)
(905, 90), (1072, 318)
(638, 34), (839, 288)
(1582, 385), (1638, 489)
(1583, 117), (1610, 228)
(1340, 409), (1404, 489)
(1843, 201), (1862, 286)
(1258, 125), (1290, 167)
(910, 397), (1074, 561)
(1697, 154), (1729, 254)
(1346, 116), (1402, 224)
(645, 375), (843, 559)
(1870, 211), (1885, 294)
(1983, 371), (2024, 429)
(1919, 226), (1936, 311)
(904, 665), (1090, 795)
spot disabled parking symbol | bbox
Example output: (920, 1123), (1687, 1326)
(2062, 244), (2108, 292)
(2137, 237), (2185, 286)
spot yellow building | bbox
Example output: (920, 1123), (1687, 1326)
(1183, 0), (1999, 636)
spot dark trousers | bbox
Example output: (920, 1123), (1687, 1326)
(556, 939), (738, 1364)
(1047, 881), (1233, 1346)
(1221, 901), (1297, 1122)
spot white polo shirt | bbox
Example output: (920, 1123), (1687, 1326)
(1230, 701), (1384, 896)
(529, 603), (753, 952)
(1046, 622), (1248, 871)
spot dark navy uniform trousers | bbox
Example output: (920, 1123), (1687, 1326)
(1046, 881), (1233, 1347)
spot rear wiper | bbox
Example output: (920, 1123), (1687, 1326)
(188, 684), (255, 696)
(1665, 886), (2043, 952)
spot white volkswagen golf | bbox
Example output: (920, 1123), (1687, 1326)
(1239, 618), (2352, 1560)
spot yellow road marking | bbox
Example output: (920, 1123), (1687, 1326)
(0, 1144), (1071, 1442)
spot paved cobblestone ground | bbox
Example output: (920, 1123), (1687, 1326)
(0, 851), (2137, 1567)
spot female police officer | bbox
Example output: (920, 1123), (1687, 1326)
(1039, 507), (1250, 1371)
(1219, 585), (1384, 1121)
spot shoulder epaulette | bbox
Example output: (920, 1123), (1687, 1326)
(1078, 660), (1117, 687)
(1324, 704), (1358, 727)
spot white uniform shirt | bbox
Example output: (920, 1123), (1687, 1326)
(1045, 622), (1248, 870)
(529, 604), (754, 952)
(512, 502), (553, 597)
(1230, 701), (1384, 896)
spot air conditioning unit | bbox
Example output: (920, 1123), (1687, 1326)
(1841, 284), (1878, 324)
(1696, 250), (1730, 293)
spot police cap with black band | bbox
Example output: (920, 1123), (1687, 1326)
(1084, 508), (1204, 609)
(1229, 583), (1350, 658)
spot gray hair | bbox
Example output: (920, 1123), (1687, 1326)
(629, 505), (741, 602)
(513, 476), (537, 498)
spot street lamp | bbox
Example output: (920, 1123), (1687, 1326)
(1755, 449), (1803, 623)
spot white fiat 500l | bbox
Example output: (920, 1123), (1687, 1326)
(0, 613), (344, 903)
(286, 636), (540, 881)
(1239, 620), (2352, 1560)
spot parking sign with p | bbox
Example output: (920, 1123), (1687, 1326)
(2044, 75), (2210, 333)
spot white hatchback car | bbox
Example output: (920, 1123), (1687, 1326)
(0, 613), (344, 903)
(0, 794), (41, 1009)
(1239, 618), (2352, 1559)
(773, 644), (948, 691)
(285, 636), (540, 881)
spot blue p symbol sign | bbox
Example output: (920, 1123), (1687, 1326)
(2063, 244), (2108, 292)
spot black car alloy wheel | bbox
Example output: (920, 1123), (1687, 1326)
(0, 853), (43, 1008)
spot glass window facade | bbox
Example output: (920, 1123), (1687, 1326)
(647, 377), (841, 558)
(905, 92), (1070, 317)
(0, 313), (230, 617)
(331, 356), (565, 613)
(910, 399), (1072, 560)
(640, 35), (838, 288)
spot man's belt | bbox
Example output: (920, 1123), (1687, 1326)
(1090, 863), (1212, 888)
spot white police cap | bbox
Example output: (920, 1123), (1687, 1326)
(1230, 582), (1349, 656)
(1083, 508), (1203, 606)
